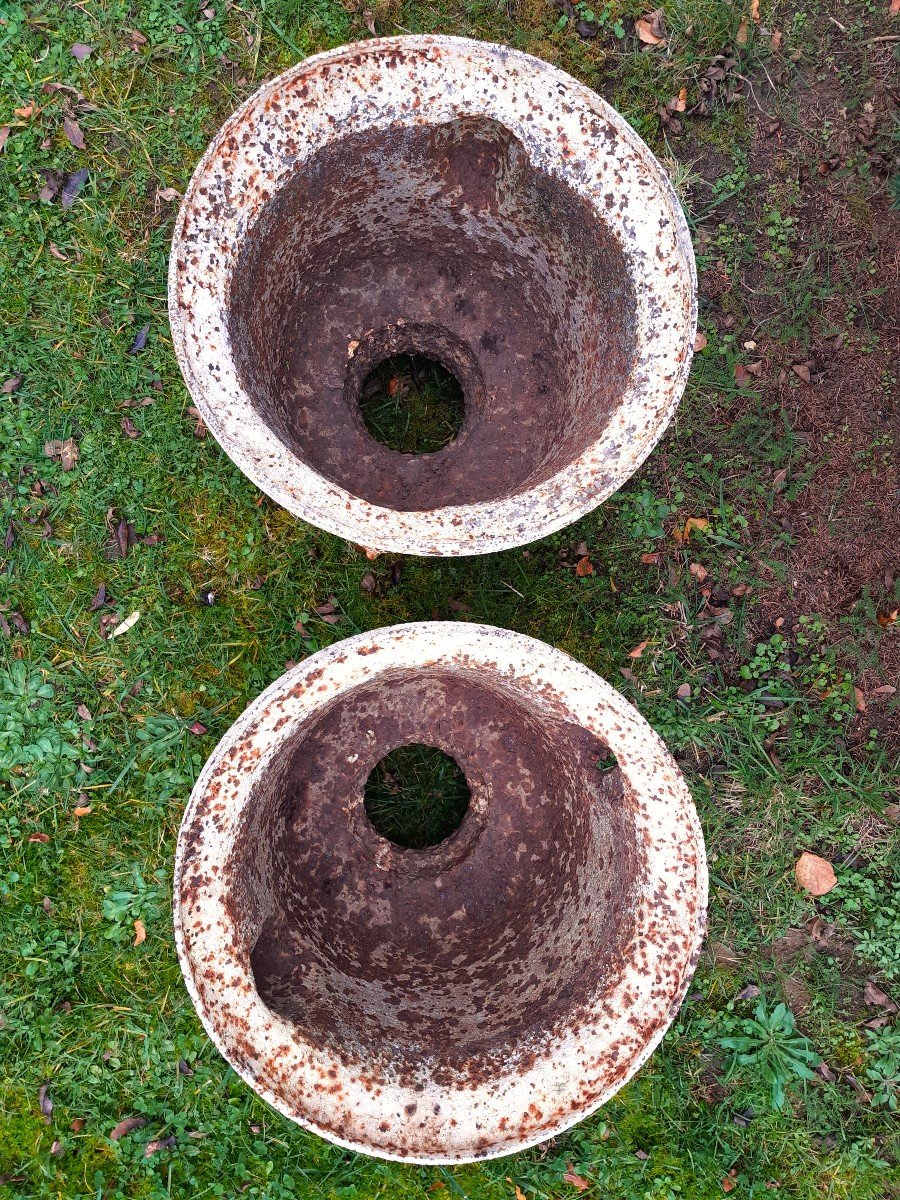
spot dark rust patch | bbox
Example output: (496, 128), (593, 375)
(227, 116), (636, 511)
(221, 667), (640, 1087)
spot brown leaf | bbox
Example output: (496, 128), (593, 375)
(863, 981), (898, 1012)
(0, 125), (10, 152)
(795, 852), (837, 897)
(187, 406), (207, 438)
(853, 686), (866, 713)
(635, 9), (667, 44)
(360, 572), (377, 594)
(39, 1085), (53, 1121)
(731, 582), (752, 596)
(771, 27), (783, 48)
(641, 552), (660, 564)
(876, 609), (898, 628)
(144, 1136), (177, 1157)
(2, 375), (22, 393)
(736, 17), (749, 45)
(576, 556), (594, 577)
(750, 0), (760, 19)
(628, 640), (648, 658)
(792, 362), (812, 383)
(70, 43), (94, 60)
(675, 516), (710, 545)
(189, 722), (207, 736)
(125, 29), (148, 50)
(734, 362), (752, 388)
(14, 102), (36, 118)
(4, 521), (14, 552)
(722, 1175), (736, 1193)
(156, 186), (179, 201)
(63, 115), (86, 149)
(133, 919), (146, 946)
(562, 1165), (590, 1191)
(76, 703), (92, 720)
(61, 167), (88, 209)
(689, 562), (709, 582)
(515, 1188), (527, 1200)
(70, 1118), (86, 1132)
(89, 583), (108, 611)
(49, 242), (70, 262)
(29, 832), (50, 844)
(676, 683), (691, 699)
(694, 332), (708, 352)
(891, 0), (900, 11)
(110, 1116), (147, 1141)
(121, 416), (141, 439)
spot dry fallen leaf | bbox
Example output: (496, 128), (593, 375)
(39, 1084), (53, 1121)
(29, 832), (50, 844)
(734, 362), (753, 388)
(876, 609), (898, 628)
(689, 562), (709, 582)
(628, 640), (649, 659)
(722, 1174), (736, 1193)
(863, 980), (898, 1012)
(70, 42), (94, 60)
(750, 0), (760, 19)
(671, 86), (688, 112)
(156, 186), (179, 201)
(576, 556), (594, 577)
(63, 115), (86, 149)
(641, 551), (660, 564)
(110, 1116), (147, 1141)
(736, 17), (749, 44)
(562, 1165), (590, 1192)
(635, 9), (667, 45)
(110, 611), (140, 639)
(73, 805), (92, 818)
(133, 919), (146, 946)
(771, 27), (783, 48)
(854, 686), (866, 713)
(792, 362), (812, 383)
(795, 852), (837, 897)
(515, 1187), (527, 1200)
(694, 331), (708, 352)
(676, 683), (691, 699)
(891, 0), (900, 12)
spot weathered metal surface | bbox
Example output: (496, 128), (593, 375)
(174, 623), (707, 1162)
(169, 36), (697, 555)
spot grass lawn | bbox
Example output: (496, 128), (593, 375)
(1, 1), (898, 1197)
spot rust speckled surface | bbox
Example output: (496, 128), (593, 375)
(173, 623), (707, 1162)
(168, 36), (696, 555)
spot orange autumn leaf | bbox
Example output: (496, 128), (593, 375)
(628, 640), (649, 658)
(877, 609), (898, 627)
(750, 0), (760, 20)
(562, 1165), (590, 1191)
(73, 805), (92, 817)
(795, 852), (837, 897)
(576, 556), (594, 577)
(689, 562), (709, 582)
(133, 919), (147, 947)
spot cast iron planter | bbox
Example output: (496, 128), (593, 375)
(174, 623), (707, 1162)
(169, 36), (696, 555)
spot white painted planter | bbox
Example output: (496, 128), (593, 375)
(169, 36), (696, 556)
(174, 623), (707, 1163)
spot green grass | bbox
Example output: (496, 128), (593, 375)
(1, 1), (898, 1197)
(363, 744), (472, 848)
(359, 355), (467, 454)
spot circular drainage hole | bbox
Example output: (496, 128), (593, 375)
(359, 355), (465, 454)
(363, 744), (471, 849)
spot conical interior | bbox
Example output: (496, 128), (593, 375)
(228, 116), (637, 512)
(224, 668), (643, 1086)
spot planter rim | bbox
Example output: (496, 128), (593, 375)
(174, 622), (707, 1163)
(168, 35), (697, 556)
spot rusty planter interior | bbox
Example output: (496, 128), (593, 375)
(169, 36), (696, 555)
(174, 624), (707, 1162)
